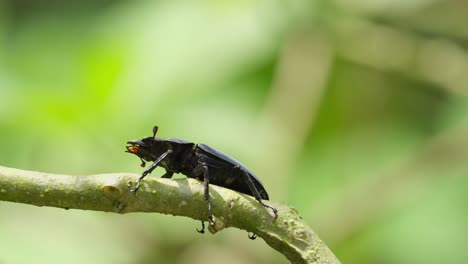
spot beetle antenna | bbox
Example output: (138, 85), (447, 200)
(153, 126), (159, 138)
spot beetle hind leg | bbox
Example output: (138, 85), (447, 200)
(239, 167), (278, 219)
(258, 200), (278, 219)
(256, 197), (278, 219)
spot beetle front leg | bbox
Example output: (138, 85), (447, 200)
(130, 150), (172, 194)
(130, 164), (156, 193)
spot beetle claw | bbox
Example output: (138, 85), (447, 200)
(129, 180), (141, 195)
(258, 201), (278, 219)
(196, 221), (205, 234)
(248, 233), (257, 240)
(272, 207), (278, 219)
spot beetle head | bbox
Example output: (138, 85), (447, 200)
(126, 126), (162, 166)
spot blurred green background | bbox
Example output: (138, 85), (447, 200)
(1, 0), (468, 263)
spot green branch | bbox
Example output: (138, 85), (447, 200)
(0, 165), (340, 264)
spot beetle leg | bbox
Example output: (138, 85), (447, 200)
(239, 167), (278, 219)
(140, 158), (146, 167)
(130, 150), (172, 194)
(131, 168), (151, 194)
(201, 165), (215, 226)
(194, 164), (215, 225)
(196, 221), (205, 234)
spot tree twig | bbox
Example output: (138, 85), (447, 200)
(0, 165), (340, 264)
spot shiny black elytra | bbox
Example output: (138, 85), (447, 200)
(126, 126), (277, 235)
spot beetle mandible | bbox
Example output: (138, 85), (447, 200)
(126, 125), (278, 234)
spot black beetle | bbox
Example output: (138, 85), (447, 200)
(126, 125), (277, 234)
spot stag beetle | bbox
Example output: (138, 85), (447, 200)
(126, 126), (277, 235)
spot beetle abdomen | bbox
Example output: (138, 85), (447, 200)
(194, 144), (269, 200)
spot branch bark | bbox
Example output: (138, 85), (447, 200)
(0, 165), (340, 264)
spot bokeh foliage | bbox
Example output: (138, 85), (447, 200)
(1, 1), (467, 263)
